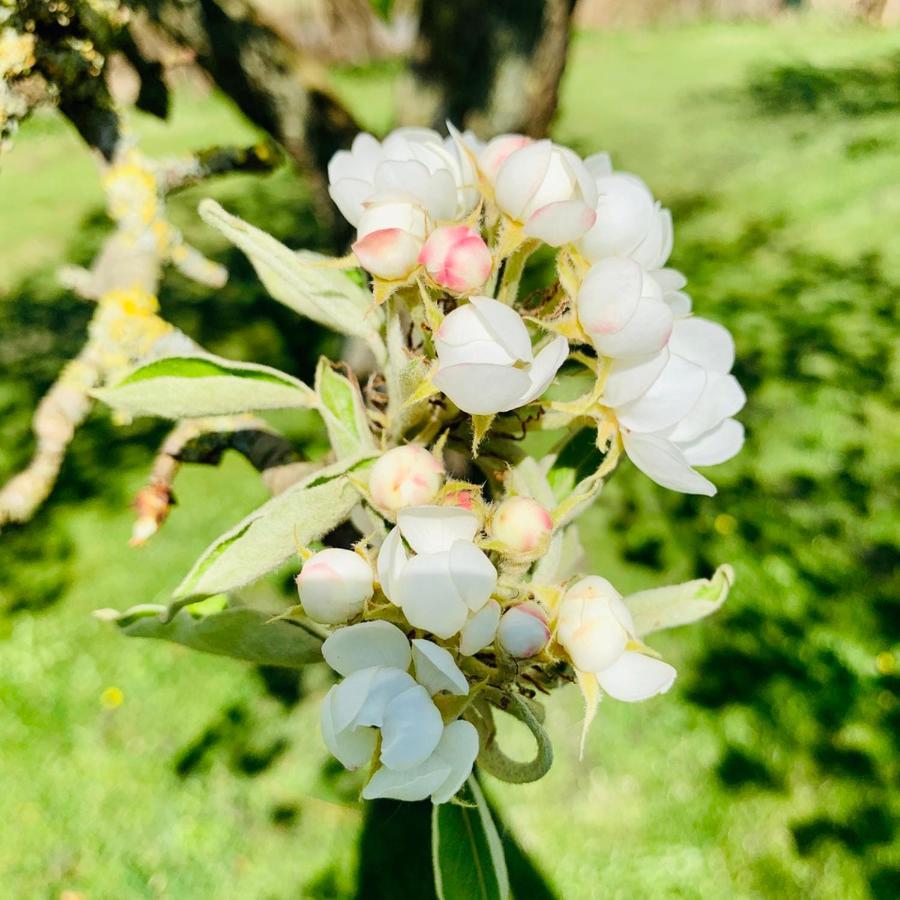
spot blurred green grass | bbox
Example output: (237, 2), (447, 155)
(1, 17), (899, 899)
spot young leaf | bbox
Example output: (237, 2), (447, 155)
(624, 564), (735, 637)
(545, 427), (603, 501)
(199, 199), (386, 364)
(94, 353), (316, 418)
(173, 455), (374, 601)
(432, 776), (510, 900)
(101, 603), (323, 667)
(315, 357), (376, 458)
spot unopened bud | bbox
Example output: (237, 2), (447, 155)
(497, 601), (550, 659)
(296, 548), (374, 624)
(419, 225), (492, 294)
(369, 445), (445, 511)
(556, 576), (633, 673)
(490, 496), (553, 557)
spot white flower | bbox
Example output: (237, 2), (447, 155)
(377, 505), (497, 639)
(320, 622), (479, 803)
(369, 444), (445, 512)
(419, 225), (493, 294)
(497, 601), (551, 659)
(352, 191), (429, 280)
(432, 297), (569, 415)
(556, 576), (676, 702)
(493, 139), (598, 246)
(605, 317), (746, 496)
(295, 548), (374, 624)
(576, 258), (674, 359)
(578, 153), (673, 270)
(458, 599), (501, 656)
(328, 127), (478, 229)
(490, 496), (554, 557)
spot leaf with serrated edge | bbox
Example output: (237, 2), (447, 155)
(109, 604), (323, 667)
(94, 353), (316, 418)
(173, 455), (373, 601)
(315, 357), (376, 458)
(624, 564), (734, 637)
(199, 200), (385, 364)
(432, 776), (510, 900)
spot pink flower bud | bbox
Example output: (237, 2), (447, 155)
(497, 601), (551, 659)
(443, 489), (475, 511)
(296, 548), (374, 624)
(418, 225), (492, 294)
(490, 496), (553, 556)
(369, 445), (445, 511)
(352, 195), (428, 280)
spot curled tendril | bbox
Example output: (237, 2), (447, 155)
(468, 690), (553, 784)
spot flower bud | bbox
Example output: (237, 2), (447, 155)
(556, 576), (634, 673)
(296, 548), (374, 624)
(352, 193), (429, 280)
(419, 225), (492, 294)
(490, 496), (553, 557)
(497, 601), (550, 659)
(369, 445), (445, 512)
(478, 134), (532, 184)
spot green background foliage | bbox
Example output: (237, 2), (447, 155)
(1, 18), (898, 898)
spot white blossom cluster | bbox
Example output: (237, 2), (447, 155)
(290, 125), (746, 803)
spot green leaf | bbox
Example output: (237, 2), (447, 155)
(315, 357), (376, 459)
(173, 455), (373, 601)
(432, 776), (510, 900)
(545, 427), (603, 501)
(624, 564), (735, 637)
(94, 353), (316, 418)
(101, 602), (323, 667)
(199, 199), (386, 364)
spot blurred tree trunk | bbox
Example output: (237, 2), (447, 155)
(138, 0), (360, 239)
(395, 0), (578, 138)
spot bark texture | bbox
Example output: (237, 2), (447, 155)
(395, 0), (578, 138)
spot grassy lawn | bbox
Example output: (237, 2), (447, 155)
(1, 17), (898, 899)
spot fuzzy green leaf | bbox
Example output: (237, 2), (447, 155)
(199, 200), (385, 364)
(173, 456), (373, 601)
(315, 357), (376, 458)
(625, 564), (735, 637)
(102, 602), (323, 667)
(432, 777), (510, 900)
(95, 353), (316, 418)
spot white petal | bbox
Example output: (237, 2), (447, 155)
(652, 267), (687, 293)
(459, 600), (501, 656)
(577, 258), (643, 336)
(375, 159), (457, 222)
(603, 348), (669, 408)
(430, 720), (480, 804)
(495, 139), (552, 221)
(322, 621), (412, 676)
(394, 552), (470, 639)
(579, 174), (655, 261)
(328, 667), (378, 732)
(622, 431), (716, 496)
(616, 355), (706, 433)
(397, 505), (479, 554)
(353, 667), (419, 728)
(667, 372), (745, 443)
(320, 686), (377, 770)
(362, 757), (452, 802)
(436, 339), (518, 368)
(448, 540), (497, 612)
(435, 302), (498, 349)
(583, 151), (613, 178)
(469, 297), (533, 363)
(517, 335), (570, 406)
(377, 526), (409, 602)
(433, 363), (531, 415)
(597, 651), (677, 702)
(412, 639), (469, 696)
(680, 418), (745, 467)
(329, 177), (372, 227)
(630, 205), (673, 270)
(380, 685), (444, 770)
(590, 298), (674, 359)
(669, 317), (735, 373)
(524, 199), (596, 246)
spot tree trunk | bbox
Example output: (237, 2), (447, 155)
(395, 0), (578, 138)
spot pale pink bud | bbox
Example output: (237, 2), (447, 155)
(296, 548), (374, 624)
(490, 496), (553, 557)
(497, 601), (551, 659)
(369, 445), (445, 512)
(478, 134), (532, 184)
(352, 195), (428, 280)
(418, 225), (492, 294)
(443, 489), (475, 511)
